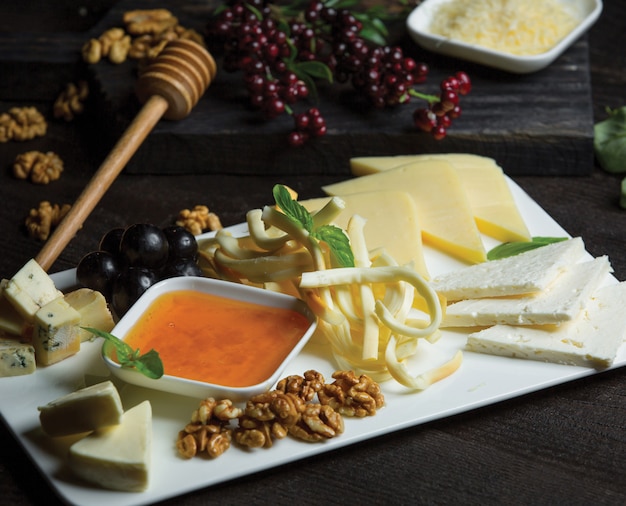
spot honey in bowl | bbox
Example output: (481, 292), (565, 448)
(122, 289), (312, 387)
(102, 276), (317, 399)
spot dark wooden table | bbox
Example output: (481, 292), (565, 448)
(2, 2), (626, 505)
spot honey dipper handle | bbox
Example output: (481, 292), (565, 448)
(35, 94), (169, 271)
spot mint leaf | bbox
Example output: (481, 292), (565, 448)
(313, 224), (355, 268)
(487, 237), (568, 260)
(273, 184), (314, 232)
(83, 327), (164, 379)
(594, 106), (626, 174)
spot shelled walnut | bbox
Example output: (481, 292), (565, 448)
(25, 201), (71, 241)
(176, 398), (242, 459)
(123, 8), (179, 36)
(0, 107), (47, 142)
(318, 370), (385, 417)
(13, 151), (64, 185)
(82, 27), (131, 64)
(176, 205), (223, 236)
(276, 370), (325, 402)
(53, 81), (89, 121)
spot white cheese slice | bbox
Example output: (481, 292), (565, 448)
(442, 256), (612, 327)
(0, 279), (29, 337)
(431, 237), (586, 301)
(38, 380), (123, 437)
(0, 337), (36, 377)
(33, 297), (81, 366)
(466, 282), (626, 368)
(68, 400), (152, 492)
(4, 259), (63, 321)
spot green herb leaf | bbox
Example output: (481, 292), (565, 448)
(313, 224), (355, 268)
(293, 60), (333, 83)
(273, 184), (314, 233)
(487, 237), (568, 261)
(83, 327), (164, 379)
(594, 106), (626, 174)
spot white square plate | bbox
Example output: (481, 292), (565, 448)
(406, 0), (603, 73)
(0, 176), (623, 506)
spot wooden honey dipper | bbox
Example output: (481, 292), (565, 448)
(35, 39), (217, 272)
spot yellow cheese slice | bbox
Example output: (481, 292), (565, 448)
(323, 160), (486, 264)
(299, 191), (429, 279)
(350, 153), (531, 243)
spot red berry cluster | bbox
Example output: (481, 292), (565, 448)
(412, 72), (472, 140)
(207, 0), (472, 145)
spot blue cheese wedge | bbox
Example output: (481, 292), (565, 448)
(442, 256), (612, 327)
(33, 297), (81, 366)
(38, 380), (123, 437)
(68, 400), (152, 492)
(3, 259), (63, 321)
(431, 237), (586, 301)
(466, 282), (626, 368)
(0, 337), (36, 376)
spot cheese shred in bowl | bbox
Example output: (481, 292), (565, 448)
(427, 0), (581, 56)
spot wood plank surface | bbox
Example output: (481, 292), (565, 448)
(0, 0), (596, 176)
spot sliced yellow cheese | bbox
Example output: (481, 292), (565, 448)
(0, 279), (29, 337)
(350, 153), (531, 243)
(299, 191), (429, 278)
(68, 400), (152, 492)
(323, 159), (486, 264)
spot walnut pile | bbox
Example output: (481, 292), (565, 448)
(82, 9), (204, 65)
(25, 201), (71, 241)
(176, 398), (243, 459)
(0, 107), (47, 143)
(13, 151), (64, 184)
(176, 370), (384, 459)
(53, 81), (89, 121)
(176, 205), (223, 236)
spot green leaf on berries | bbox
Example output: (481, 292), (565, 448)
(594, 106), (626, 174)
(294, 61), (333, 82)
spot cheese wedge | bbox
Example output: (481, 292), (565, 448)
(442, 256), (612, 327)
(4, 259), (63, 321)
(431, 237), (585, 301)
(350, 153), (531, 243)
(466, 282), (626, 368)
(323, 159), (486, 263)
(68, 400), (152, 492)
(299, 191), (429, 278)
(0, 279), (29, 337)
(0, 337), (36, 377)
(64, 288), (115, 342)
(38, 380), (124, 437)
(33, 297), (81, 366)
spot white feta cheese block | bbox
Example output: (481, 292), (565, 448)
(431, 237), (586, 301)
(33, 297), (81, 366)
(4, 259), (63, 321)
(442, 256), (612, 327)
(68, 400), (152, 492)
(38, 380), (123, 437)
(466, 282), (626, 368)
(0, 338), (36, 376)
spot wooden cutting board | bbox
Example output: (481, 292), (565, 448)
(0, 0), (595, 177)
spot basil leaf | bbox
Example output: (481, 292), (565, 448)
(594, 106), (626, 174)
(487, 237), (568, 261)
(313, 224), (355, 268)
(293, 60), (333, 83)
(83, 327), (164, 379)
(273, 184), (314, 233)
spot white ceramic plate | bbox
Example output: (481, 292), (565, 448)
(1, 177), (624, 506)
(406, 0), (603, 73)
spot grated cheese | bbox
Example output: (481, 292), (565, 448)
(427, 0), (581, 56)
